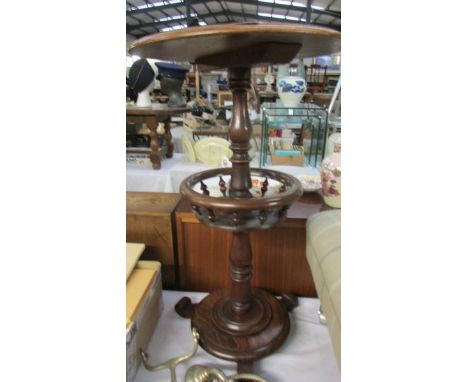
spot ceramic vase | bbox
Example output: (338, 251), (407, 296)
(277, 76), (306, 107)
(320, 137), (341, 208)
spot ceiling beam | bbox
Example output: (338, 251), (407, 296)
(326, 0), (338, 11)
(127, 1), (184, 16)
(228, 11), (340, 31)
(202, 1), (221, 23)
(218, 0), (231, 22)
(306, 0), (312, 23)
(127, 10), (227, 32)
(127, 9), (341, 33)
(127, 0), (340, 19)
(126, 1), (177, 30)
(156, 1), (187, 28)
(185, 0), (192, 25)
(234, 0), (340, 19)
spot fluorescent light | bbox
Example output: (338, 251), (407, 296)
(258, 12), (272, 17)
(157, 13), (196, 22)
(275, 0), (291, 5)
(285, 15), (299, 21)
(271, 13), (286, 19)
(199, 21), (207, 25)
(258, 0), (274, 3)
(311, 5), (325, 10)
(135, 0), (182, 9)
(292, 2), (306, 7)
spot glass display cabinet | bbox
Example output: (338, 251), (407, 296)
(260, 102), (328, 168)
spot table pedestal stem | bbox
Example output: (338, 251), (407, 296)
(229, 231), (253, 319)
(228, 67), (252, 198)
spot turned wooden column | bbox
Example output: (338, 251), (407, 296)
(146, 118), (161, 169)
(228, 67), (252, 198)
(163, 118), (174, 158)
(229, 231), (253, 318)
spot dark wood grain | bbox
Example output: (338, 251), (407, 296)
(129, 23), (341, 66)
(192, 288), (289, 363)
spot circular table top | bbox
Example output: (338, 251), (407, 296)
(129, 23), (340, 68)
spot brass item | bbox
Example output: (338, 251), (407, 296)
(140, 328), (199, 382)
(185, 365), (268, 382)
(140, 328), (268, 382)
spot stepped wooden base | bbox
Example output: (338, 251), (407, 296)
(177, 288), (290, 372)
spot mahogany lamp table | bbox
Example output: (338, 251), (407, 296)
(130, 22), (340, 373)
(126, 103), (190, 169)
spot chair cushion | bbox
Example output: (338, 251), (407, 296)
(306, 210), (341, 368)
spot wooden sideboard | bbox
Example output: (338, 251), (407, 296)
(175, 192), (332, 297)
(126, 191), (333, 296)
(126, 192), (181, 288)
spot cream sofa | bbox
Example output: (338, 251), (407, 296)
(306, 210), (341, 369)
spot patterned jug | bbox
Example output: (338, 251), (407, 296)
(321, 135), (341, 208)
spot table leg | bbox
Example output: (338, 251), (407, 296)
(164, 118), (174, 158)
(147, 118), (161, 170)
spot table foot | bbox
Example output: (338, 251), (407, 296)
(174, 296), (197, 319)
(278, 293), (299, 312)
(191, 288), (290, 365)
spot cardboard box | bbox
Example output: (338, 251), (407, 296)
(126, 243), (145, 281)
(126, 260), (163, 382)
(270, 145), (305, 166)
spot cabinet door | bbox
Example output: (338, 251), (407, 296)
(176, 215), (316, 297)
(127, 214), (177, 288)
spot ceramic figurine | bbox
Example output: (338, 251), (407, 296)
(127, 59), (156, 107)
(156, 122), (165, 135)
(155, 62), (189, 107)
(264, 66), (274, 92)
(320, 135), (341, 208)
(277, 76), (306, 107)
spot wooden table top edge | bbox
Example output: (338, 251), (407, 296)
(130, 23), (340, 52)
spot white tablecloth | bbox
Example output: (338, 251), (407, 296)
(134, 290), (340, 382)
(126, 153), (320, 193)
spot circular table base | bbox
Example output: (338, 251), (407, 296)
(192, 288), (290, 363)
